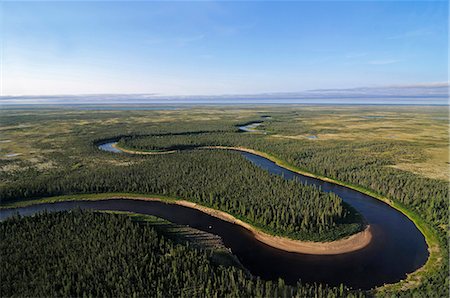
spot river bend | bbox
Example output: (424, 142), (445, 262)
(0, 134), (429, 289)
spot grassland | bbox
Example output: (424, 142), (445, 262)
(263, 106), (449, 181)
(2, 105), (447, 181)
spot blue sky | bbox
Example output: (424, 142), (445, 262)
(1, 1), (448, 96)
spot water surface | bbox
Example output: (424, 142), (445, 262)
(238, 122), (263, 132)
(98, 142), (122, 153)
(0, 139), (429, 289)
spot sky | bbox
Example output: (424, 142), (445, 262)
(1, 1), (448, 96)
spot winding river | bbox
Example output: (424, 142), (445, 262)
(238, 121), (263, 132)
(0, 125), (429, 290)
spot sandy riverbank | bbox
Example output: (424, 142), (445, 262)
(105, 196), (371, 255)
(107, 143), (373, 254)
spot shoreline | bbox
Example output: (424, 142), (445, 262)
(203, 145), (439, 292)
(110, 142), (438, 290)
(112, 143), (177, 155)
(0, 194), (372, 255)
(146, 197), (372, 255)
(6, 140), (432, 290)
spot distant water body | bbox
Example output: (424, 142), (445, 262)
(1, 97), (448, 109)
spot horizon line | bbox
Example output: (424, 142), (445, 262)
(1, 81), (448, 99)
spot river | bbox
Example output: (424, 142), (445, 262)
(0, 127), (429, 289)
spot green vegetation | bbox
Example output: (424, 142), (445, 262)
(0, 105), (448, 296)
(99, 210), (244, 269)
(116, 109), (448, 296)
(0, 210), (364, 297)
(117, 131), (242, 151)
(0, 148), (362, 242)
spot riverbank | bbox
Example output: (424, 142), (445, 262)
(0, 193), (372, 255)
(158, 197), (372, 255)
(112, 143), (176, 155)
(111, 142), (439, 291)
(205, 146), (440, 293)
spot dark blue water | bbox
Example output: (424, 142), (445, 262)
(0, 140), (429, 290)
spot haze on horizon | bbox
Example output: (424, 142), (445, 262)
(1, 1), (448, 97)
